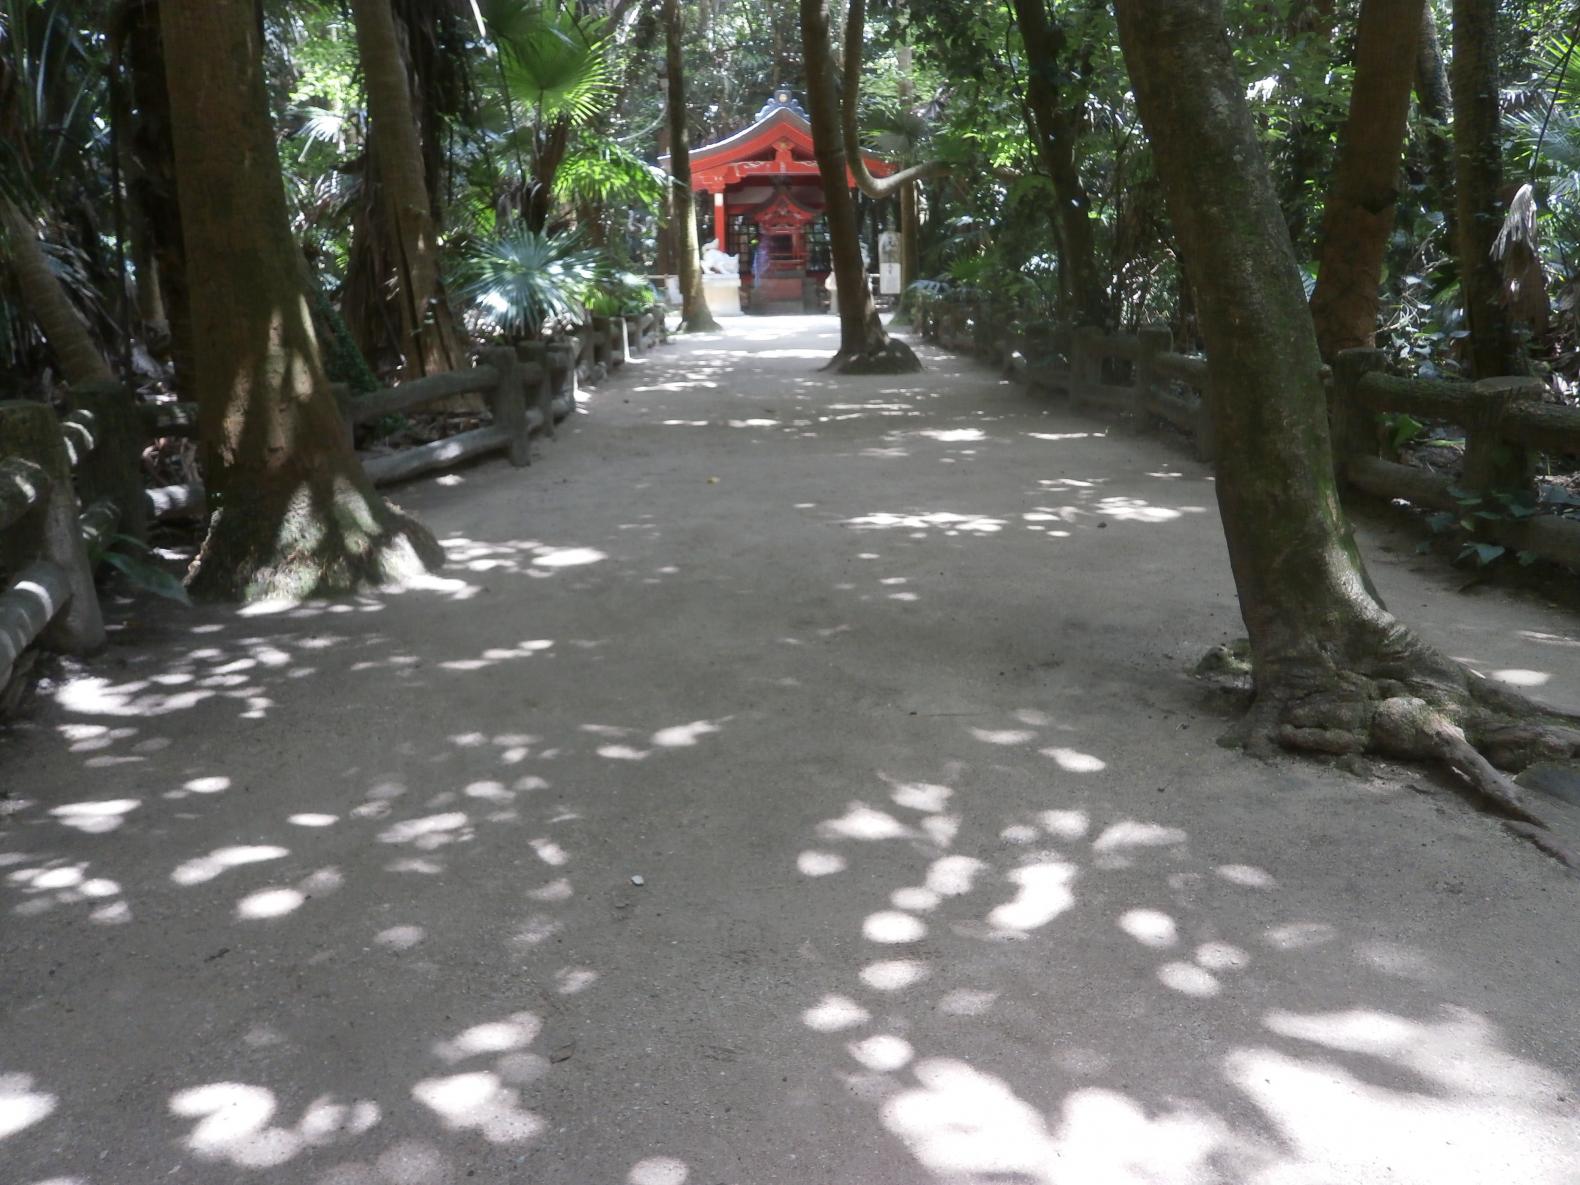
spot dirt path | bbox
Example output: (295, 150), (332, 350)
(3, 316), (1579, 1185)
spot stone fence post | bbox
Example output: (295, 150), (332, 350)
(69, 381), (149, 541)
(1463, 376), (1544, 498)
(0, 401), (105, 654)
(480, 347), (531, 467)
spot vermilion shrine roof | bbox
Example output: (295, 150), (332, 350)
(659, 89), (895, 190)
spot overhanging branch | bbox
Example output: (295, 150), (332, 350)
(841, 0), (948, 198)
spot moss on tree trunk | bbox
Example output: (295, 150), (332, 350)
(161, 0), (442, 602)
(1115, 0), (1580, 866)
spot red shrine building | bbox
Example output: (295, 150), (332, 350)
(660, 89), (897, 313)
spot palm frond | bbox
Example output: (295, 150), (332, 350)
(485, 0), (613, 126)
(552, 138), (664, 211)
(449, 226), (601, 337)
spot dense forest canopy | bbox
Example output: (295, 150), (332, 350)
(5, 0), (1580, 389)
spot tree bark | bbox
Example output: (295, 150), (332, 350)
(161, 0), (442, 601)
(800, 0), (920, 372)
(0, 194), (115, 387)
(1009, 0), (1107, 328)
(120, 0), (195, 389)
(840, 0), (947, 198)
(1308, 0), (1424, 360)
(1114, 0), (1580, 857)
(1450, 0), (1523, 377)
(896, 41), (922, 297)
(664, 0), (719, 333)
(1414, 6), (1456, 248)
(349, 0), (461, 377)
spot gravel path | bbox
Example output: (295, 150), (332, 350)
(3, 316), (1578, 1185)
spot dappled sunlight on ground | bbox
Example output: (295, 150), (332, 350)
(3, 316), (1577, 1183)
(791, 714), (1578, 1183)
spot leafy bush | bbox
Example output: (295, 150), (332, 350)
(450, 228), (602, 338)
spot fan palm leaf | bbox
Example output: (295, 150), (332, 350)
(482, 0), (613, 126)
(450, 226), (601, 337)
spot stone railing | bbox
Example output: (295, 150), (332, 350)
(145, 309), (668, 520)
(1, 400), (112, 692)
(923, 306), (1580, 570)
(1, 309), (669, 698)
(1330, 348), (1580, 571)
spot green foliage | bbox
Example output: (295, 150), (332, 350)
(102, 537), (191, 605)
(553, 139), (666, 213)
(450, 227), (602, 338)
(1382, 412), (1427, 452)
(485, 0), (614, 126)
(580, 272), (660, 318)
(309, 285), (379, 394)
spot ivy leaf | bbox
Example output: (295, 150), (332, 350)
(1456, 542), (1506, 567)
(101, 550), (192, 605)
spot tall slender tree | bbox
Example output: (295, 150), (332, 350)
(1307, 0), (1424, 360)
(1414, 6), (1456, 249)
(0, 194), (114, 386)
(1008, 0), (1107, 329)
(1450, 0), (1524, 376)
(800, 0), (921, 373)
(664, 0), (720, 333)
(117, 0), (195, 390)
(1113, 0), (1579, 859)
(349, 0), (461, 378)
(160, 0), (442, 600)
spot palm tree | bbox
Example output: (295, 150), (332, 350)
(0, 0), (116, 385)
(481, 0), (614, 232)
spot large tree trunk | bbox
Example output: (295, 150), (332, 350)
(349, 0), (461, 378)
(0, 194), (114, 387)
(1308, 0), (1424, 360)
(1450, 0), (1523, 377)
(161, 0), (442, 601)
(1114, 0), (1580, 862)
(800, 0), (920, 373)
(664, 0), (720, 332)
(1009, 0), (1106, 329)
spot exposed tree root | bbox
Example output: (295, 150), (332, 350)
(1202, 636), (1580, 872)
(187, 479), (445, 602)
(825, 337), (923, 375)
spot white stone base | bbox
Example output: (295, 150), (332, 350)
(703, 273), (743, 318)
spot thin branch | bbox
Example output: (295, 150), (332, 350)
(840, 0), (947, 198)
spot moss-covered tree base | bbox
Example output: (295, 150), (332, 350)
(826, 336), (923, 375)
(1201, 629), (1580, 869)
(186, 477), (445, 602)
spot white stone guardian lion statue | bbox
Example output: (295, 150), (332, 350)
(700, 245), (739, 275)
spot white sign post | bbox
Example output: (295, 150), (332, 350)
(878, 231), (902, 295)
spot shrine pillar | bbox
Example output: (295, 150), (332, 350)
(714, 191), (728, 252)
